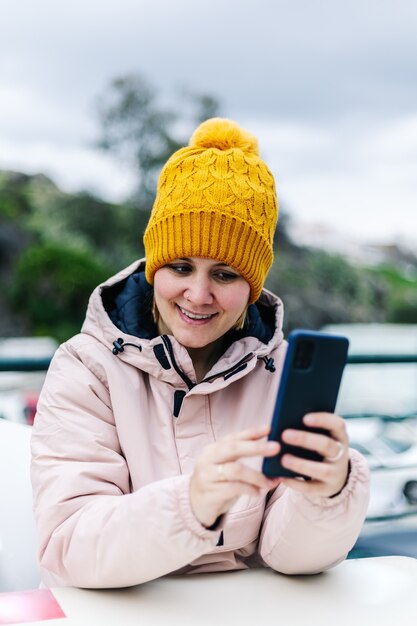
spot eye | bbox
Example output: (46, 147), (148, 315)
(166, 263), (192, 275)
(214, 271), (240, 283)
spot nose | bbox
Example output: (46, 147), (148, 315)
(184, 275), (214, 306)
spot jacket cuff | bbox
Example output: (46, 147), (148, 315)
(177, 474), (225, 541)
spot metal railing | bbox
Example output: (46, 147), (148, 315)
(0, 357), (52, 372)
(343, 354), (417, 420)
(347, 354), (417, 364)
(1, 353), (417, 372)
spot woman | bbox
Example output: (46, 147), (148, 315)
(31, 118), (369, 588)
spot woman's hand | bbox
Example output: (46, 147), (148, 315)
(190, 425), (280, 528)
(279, 412), (350, 498)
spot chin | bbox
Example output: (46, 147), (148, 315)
(173, 330), (214, 349)
(178, 337), (211, 349)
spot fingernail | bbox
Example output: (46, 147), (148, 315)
(304, 414), (317, 425)
(265, 441), (279, 452)
(284, 430), (297, 442)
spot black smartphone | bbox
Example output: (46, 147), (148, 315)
(262, 329), (349, 478)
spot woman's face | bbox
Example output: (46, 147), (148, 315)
(153, 257), (250, 349)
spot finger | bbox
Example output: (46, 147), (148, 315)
(302, 413), (348, 443)
(280, 453), (347, 483)
(281, 429), (347, 461)
(216, 461), (278, 489)
(209, 438), (279, 465)
(278, 476), (324, 495)
(280, 464), (348, 497)
(222, 424), (272, 443)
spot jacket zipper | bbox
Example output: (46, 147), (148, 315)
(161, 335), (255, 386)
(202, 353), (254, 383)
(160, 335), (195, 390)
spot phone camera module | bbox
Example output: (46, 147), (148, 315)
(293, 339), (315, 370)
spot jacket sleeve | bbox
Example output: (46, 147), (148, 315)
(258, 449), (370, 574)
(31, 342), (221, 588)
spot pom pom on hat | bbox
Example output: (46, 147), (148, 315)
(144, 117), (278, 303)
(189, 117), (259, 155)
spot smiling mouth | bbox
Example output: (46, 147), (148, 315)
(177, 305), (217, 321)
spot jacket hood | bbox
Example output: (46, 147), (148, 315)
(81, 259), (284, 379)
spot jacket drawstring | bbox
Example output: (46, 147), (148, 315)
(112, 337), (142, 355)
(260, 356), (276, 372)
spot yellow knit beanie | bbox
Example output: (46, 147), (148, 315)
(143, 117), (278, 302)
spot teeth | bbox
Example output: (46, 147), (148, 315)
(179, 306), (213, 320)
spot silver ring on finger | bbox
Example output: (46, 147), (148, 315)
(325, 441), (345, 463)
(216, 464), (227, 481)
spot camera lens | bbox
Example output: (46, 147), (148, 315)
(293, 339), (315, 370)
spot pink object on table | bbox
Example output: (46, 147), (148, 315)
(0, 589), (65, 624)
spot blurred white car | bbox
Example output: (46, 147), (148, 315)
(347, 416), (417, 519)
(346, 414), (417, 559)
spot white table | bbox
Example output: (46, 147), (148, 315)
(9, 556), (417, 626)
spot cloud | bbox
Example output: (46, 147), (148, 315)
(0, 138), (136, 201)
(0, 85), (92, 144)
(0, 0), (416, 245)
(2, 1), (417, 121)
(243, 114), (417, 243)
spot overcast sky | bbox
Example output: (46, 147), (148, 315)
(1, 0), (417, 246)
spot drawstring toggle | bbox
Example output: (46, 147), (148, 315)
(263, 357), (276, 372)
(112, 338), (125, 354)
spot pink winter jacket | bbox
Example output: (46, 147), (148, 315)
(31, 259), (370, 588)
